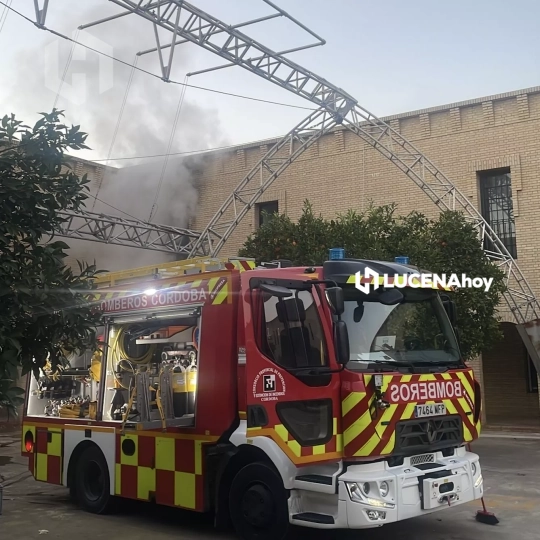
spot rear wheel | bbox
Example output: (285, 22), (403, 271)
(74, 445), (114, 514)
(229, 462), (290, 540)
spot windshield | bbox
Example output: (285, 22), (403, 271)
(341, 286), (460, 369)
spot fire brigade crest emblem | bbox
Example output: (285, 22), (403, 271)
(252, 368), (286, 402)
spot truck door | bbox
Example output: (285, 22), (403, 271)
(242, 274), (342, 465)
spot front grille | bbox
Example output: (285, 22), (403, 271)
(394, 415), (463, 455)
(410, 453), (435, 466)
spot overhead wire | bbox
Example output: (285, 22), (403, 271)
(90, 138), (281, 163)
(148, 74), (189, 221)
(53, 28), (81, 110)
(0, 0), (11, 35)
(0, 1), (317, 112)
(92, 54), (139, 211)
(1, 0), (316, 225)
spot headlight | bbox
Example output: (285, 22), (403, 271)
(361, 482), (370, 495)
(346, 482), (395, 509)
(379, 481), (389, 497)
(471, 462), (477, 476)
(474, 474), (483, 488)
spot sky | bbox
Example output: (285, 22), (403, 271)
(1, 0), (540, 168)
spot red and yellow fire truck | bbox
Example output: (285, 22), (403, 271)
(21, 254), (484, 539)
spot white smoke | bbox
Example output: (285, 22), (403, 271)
(2, 2), (229, 271)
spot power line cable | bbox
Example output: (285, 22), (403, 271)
(53, 27), (80, 109)
(0, 1), (317, 112)
(92, 54), (138, 210)
(148, 75), (189, 221)
(90, 142), (250, 162)
(0, 0), (11, 35)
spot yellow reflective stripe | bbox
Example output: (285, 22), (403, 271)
(47, 430), (62, 457)
(275, 424), (288, 442)
(313, 444), (326, 455)
(155, 436), (175, 471)
(356, 432), (380, 456)
(381, 432), (396, 455)
(115, 463), (122, 495)
(336, 434), (343, 452)
(213, 282), (228, 304)
(458, 372), (475, 402)
(174, 472), (196, 509)
(344, 409), (371, 446)
(342, 392), (364, 416)
(36, 453), (48, 482)
(137, 466), (156, 500)
(403, 402), (416, 419)
(287, 440), (301, 457)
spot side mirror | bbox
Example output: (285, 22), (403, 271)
(334, 320), (350, 365)
(325, 287), (344, 316)
(442, 297), (457, 325)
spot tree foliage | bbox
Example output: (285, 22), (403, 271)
(239, 201), (506, 359)
(0, 110), (103, 415)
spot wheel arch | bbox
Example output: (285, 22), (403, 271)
(213, 443), (290, 530)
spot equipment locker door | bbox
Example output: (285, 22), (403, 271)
(34, 426), (63, 484)
(241, 273), (342, 465)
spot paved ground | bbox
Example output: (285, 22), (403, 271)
(1, 430), (539, 539)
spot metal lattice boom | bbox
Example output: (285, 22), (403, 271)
(31, 1), (540, 328)
(56, 210), (199, 255)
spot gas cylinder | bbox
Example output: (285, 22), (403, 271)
(172, 365), (188, 417)
(187, 365), (197, 414)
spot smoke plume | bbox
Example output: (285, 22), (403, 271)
(3, 2), (229, 271)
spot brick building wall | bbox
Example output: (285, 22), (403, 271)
(483, 323), (540, 423)
(191, 85), (540, 426)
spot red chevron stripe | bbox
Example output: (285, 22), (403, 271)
(371, 402), (409, 456)
(342, 390), (372, 431)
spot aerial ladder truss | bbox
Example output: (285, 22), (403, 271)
(31, 0), (540, 368)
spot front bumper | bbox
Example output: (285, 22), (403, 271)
(290, 446), (484, 529)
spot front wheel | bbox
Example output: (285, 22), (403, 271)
(73, 445), (114, 514)
(229, 462), (290, 540)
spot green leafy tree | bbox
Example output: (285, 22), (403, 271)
(0, 110), (103, 417)
(239, 200), (506, 359)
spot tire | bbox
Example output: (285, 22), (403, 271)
(229, 462), (290, 540)
(74, 445), (114, 514)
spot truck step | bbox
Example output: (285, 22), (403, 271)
(292, 512), (335, 525)
(295, 474), (333, 485)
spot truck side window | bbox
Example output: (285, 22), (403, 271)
(257, 289), (328, 369)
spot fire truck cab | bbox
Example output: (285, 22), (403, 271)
(21, 255), (484, 539)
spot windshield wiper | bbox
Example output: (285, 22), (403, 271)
(367, 360), (416, 372)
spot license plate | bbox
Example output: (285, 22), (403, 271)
(415, 403), (446, 418)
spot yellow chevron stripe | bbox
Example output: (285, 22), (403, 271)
(381, 432), (396, 455)
(344, 409), (372, 446)
(458, 371), (475, 403)
(375, 403), (399, 438)
(342, 392), (364, 416)
(402, 402), (416, 420)
(213, 282), (229, 305)
(357, 431), (381, 456)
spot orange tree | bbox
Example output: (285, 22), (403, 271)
(0, 111), (103, 417)
(239, 201), (506, 359)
